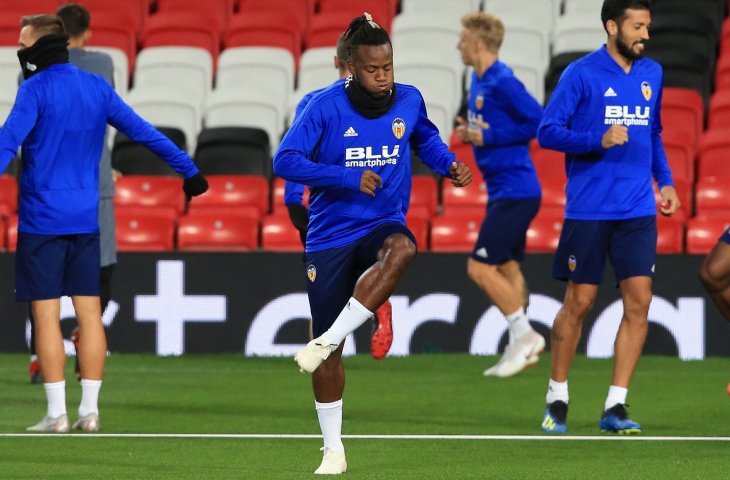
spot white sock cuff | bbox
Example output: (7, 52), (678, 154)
(44, 380), (65, 390)
(605, 385), (628, 409)
(80, 379), (102, 387)
(348, 297), (373, 317)
(315, 399), (343, 410)
(506, 307), (526, 322)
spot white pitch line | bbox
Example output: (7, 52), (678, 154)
(0, 433), (728, 441)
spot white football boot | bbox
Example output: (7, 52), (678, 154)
(314, 447), (347, 475)
(295, 337), (336, 373)
(483, 330), (545, 377)
(26, 414), (70, 433)
(72, 413), (100, 432)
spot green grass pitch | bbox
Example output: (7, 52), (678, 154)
(0, 353), (728, 479)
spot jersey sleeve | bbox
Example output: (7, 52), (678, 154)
(0, 82), (40, 173)
(410, 95), (454, 177)
(284, 180), (306, 206)
(537, 65), (604, 154)
(650, 81), (674, 189)
(105, 85), (198, 178)
(273, 99), (361, 191)
(482, 76), (543, 146)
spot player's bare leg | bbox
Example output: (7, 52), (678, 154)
(27, 299), (69, 432)
(550, 282), (598, 382)
(611, 276), (651, 388)
(72, 295), (104, 431)
(468, 259), (544, 376)
(699, 241), (730, 322)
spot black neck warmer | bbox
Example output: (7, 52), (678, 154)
(18, 33), (70, 80)
(345, 74), (395, 119)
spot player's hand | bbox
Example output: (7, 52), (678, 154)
(449, 162), (472, 187)
(455, 116), (470, 143)
(183, 172), (209, 200)
(659, 185), (681, 217)
(360, 170), (382, 197)
(601, 125), (629, 148)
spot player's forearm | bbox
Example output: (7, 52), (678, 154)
(537, 123), (603, 155)
(274, 150), (360, 190)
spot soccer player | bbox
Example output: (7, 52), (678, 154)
(274, 13), (472, 474)
(286, 33), (394, 361)
(537, 0), (680, 434)
(27, 2), (119, 385)
(456, 12), (545, 377)
(699, 227), (730, 322)
(3, 15), (207, 433)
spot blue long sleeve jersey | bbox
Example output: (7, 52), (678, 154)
(283, 83), (331, 207)
(0, 63), (199, 235)
(274, 81), (454, 252)
(537, 46), (674, 220)
(468, 61), (542, 200)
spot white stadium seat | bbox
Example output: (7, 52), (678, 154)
(204, 89), (283, 149)
(127, 87), (201, 152)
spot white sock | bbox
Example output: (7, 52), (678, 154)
(44, 380), (67, 419)
(315, 399), (344, 453)
(30, 354), (38, 362)
(79, 379), (102, 417)
(604, 385), (628, 411)
(506, 307), (532, 344)
(546, 379), (569, 404)
(321, 297), (373, 345)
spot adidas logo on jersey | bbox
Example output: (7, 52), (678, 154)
(604, 87), (617, 97)
(343, 127), (358, 137)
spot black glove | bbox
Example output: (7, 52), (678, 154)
(183, 172), (208, 199)
(287, 203), (309, 247)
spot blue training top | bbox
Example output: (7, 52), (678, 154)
(274, 80), (453, 252)
(0, 63), (199, 235)
(537, 46), (674, 221)
(468, 60), (542, 200)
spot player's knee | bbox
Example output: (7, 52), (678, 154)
(566, 293), (595, 317)
(466, 259), (495, 283)
(699, 259), (723, 291)
(389, 235), (417, 265)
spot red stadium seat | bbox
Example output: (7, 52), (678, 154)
(306, 12), (354, 49)
(142, 12), (222, 64)
(715, 53), (730, 92)
(238, 0), (312, 31)
(261, 213), (301, 251)
(686, 215), (730, 254)
(115, 205), (178, 222)
(525, 214), (563, 253)
(224, 13), (302, 68)
(698, 130), (730, 180)
(70, 0), (150, 36)
(442, 179), (487, 215)
(662, 137), (695, 182)
(532, 147), (565, 180)
(410, 176), (438, 218)
(405, 212), (429, 250)
(0, 215), (5, 251)
(0, 175), (18, 217)
(187, 175), (269, 217)
(449, 134), (478, 175)
(272, 177), (309, 212)
(114, 176), (185, 216)
(656, 214), (685, 254)
(0, 0), (61, 15)
(661, 87), (703, 147)
(316, 0), (394, 31)
(695, 178), (730, 216)
(91, 12), (139, 74)
(116, 210), (175, 251)
(6, 214), (17, 252)
(156, 0), (234, 24)
(539, 177), (566, 208)
(177, 211), (259, 251)
(0, 15), (25, 46)
(708, 90), (730, 130)
(430, 214), (481, 252)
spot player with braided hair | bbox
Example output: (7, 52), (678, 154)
(274, 13), (472, 474)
